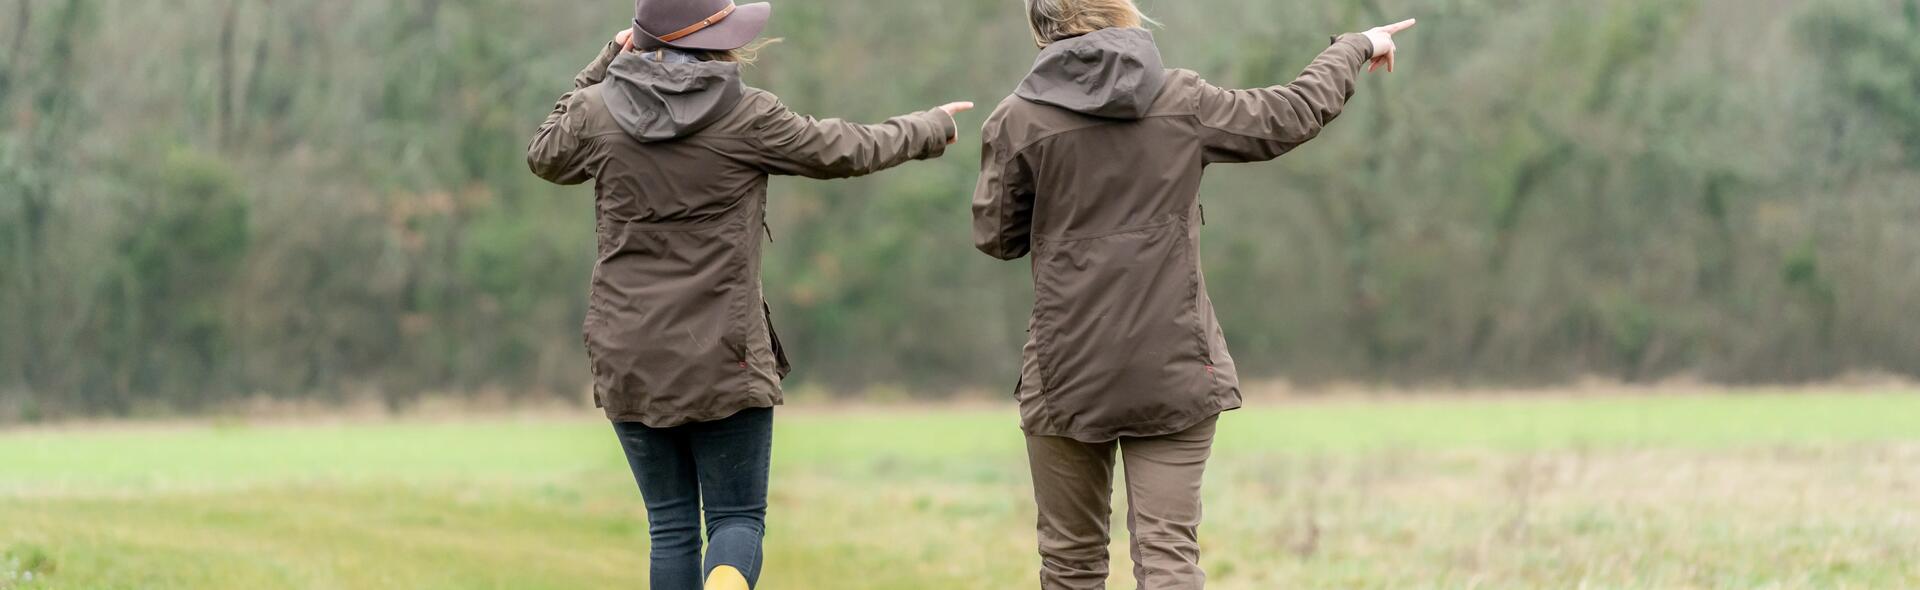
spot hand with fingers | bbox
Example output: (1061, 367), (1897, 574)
(616, 28), (635, 52)
(1362, 18), (1417, 73)
(936, 101), (975, 144)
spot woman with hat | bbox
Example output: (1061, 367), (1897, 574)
(527, 1), (971, 588)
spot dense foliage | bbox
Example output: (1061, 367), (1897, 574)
(2, 0), (1916, 419)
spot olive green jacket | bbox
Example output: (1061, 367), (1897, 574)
(973, 29), (1375, 442)
(531, 42), (956, 426)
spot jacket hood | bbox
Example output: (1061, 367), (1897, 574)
(602, 50), (745, 142)
(1015, 27), (1167, 120)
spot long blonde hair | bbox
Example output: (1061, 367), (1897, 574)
(637, 38), (784, 65)
(1024, 0), (1156, 48)
(702, 38), (783, 65)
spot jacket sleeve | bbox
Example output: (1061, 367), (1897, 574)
(527, 41), (622, 185)
(749, 98), (957, 179)
(971, 121), (1034, 260)
(1196, 34), (1375, 165)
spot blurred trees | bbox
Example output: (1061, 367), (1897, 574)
(1802, 0), (1920, 162)
(0, 0), (1916, 420)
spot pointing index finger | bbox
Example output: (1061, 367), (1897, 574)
(1382, 18), (1417, 35)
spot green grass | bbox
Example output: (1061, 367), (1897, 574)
(2, 391), (1917, 588)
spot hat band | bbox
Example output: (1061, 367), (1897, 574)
(654, 3), (738, 43)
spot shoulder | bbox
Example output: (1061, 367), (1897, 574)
(980, 95), (1026, 141)
(979, 95), (1028, 153)
(703, 86), (791, 137)
(1148, 68), (1210, 115)
(985, 94), (1027, 124)
(984, 93), (1074, 155)
(567, 84), (624, 137)
(1160, 68), (1206, 92)
(738, 87), (783, 114)
(733, 86), (787, 124)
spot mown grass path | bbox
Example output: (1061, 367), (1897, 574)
(3, 392), (1916, 588)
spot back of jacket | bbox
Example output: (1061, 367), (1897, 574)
(531, 43), (955, 427)
(973, 28), (1374, 442)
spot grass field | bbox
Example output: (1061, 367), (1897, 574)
(2, 390), (1917, 589)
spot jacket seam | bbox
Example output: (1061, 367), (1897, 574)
(602, 198), (748, 231)
(989, 146), (1019, 257)
(1192, 113), (1294, 143)
(1003, 111), (1196, 157)
(1034, 215), (1180, 244)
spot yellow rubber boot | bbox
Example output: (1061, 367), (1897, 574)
(705, 565), (749, 590)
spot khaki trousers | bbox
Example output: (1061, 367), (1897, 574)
(1024, 415), (1216, 590)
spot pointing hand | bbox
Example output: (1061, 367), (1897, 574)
(936, 101), (975, 144)
(1362, 18), (1417, 73)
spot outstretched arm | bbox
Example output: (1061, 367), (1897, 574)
(749, 101), (973, 179)
(1198, 19), (1417, 165)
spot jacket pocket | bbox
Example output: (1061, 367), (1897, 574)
(764, 302), (791, 379)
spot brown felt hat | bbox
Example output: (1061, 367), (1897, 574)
(633, 0), (772, 51)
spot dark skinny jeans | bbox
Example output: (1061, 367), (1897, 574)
(612, 407), (772, 590)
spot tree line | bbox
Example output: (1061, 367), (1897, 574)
(2, 0), (1917, 420)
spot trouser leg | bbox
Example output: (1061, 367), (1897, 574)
(689, 407), (773, 587)
(613, 421), (703, 590)
(1026, 432), (1119, 590)
(1118, 416), (1216, 590)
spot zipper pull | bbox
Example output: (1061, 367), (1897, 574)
(763, 221), (774, 242)
(1199, 204), (1207, 225)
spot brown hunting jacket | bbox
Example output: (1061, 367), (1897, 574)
(973, 28), (1375, 442)
(530, 42), (956, 427)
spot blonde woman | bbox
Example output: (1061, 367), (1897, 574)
(527, 1), (970, 588)
(971, 1), (1414, 587)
